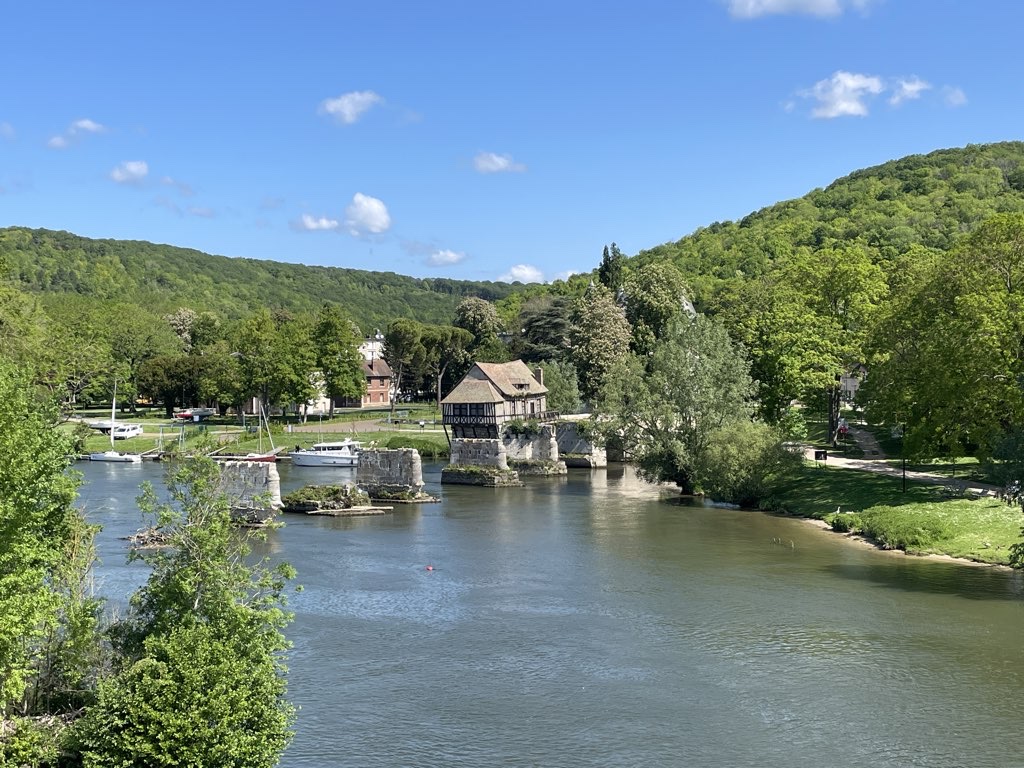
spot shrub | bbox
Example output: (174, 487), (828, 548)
(503, 419), (542, 439)
(383, 436), (449, 458)
(825, 511), (863, 533)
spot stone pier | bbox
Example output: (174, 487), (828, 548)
(218, 460), (282, 525)
(357, 448), (435, 501)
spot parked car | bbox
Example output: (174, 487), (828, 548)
(112, 424), (144, 439)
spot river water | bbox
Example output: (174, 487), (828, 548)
(78, 461), (1024, 768)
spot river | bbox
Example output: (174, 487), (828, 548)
(78, 461), (1024, 768)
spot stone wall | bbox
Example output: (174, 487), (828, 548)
(555, 421), (608, 468)
(501, 424), (559, 462)
(357, 448), (424, 497)
(219, 461), (282, 524)
(449, 438), (508, 470)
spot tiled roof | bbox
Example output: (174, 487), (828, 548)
(441, 379), (503, 404)
(474, 360), (548, 397)
(441, 360), (547, 405)
(363, 358), (393, 378)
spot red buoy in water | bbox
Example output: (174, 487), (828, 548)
(425, 565), (434, 571)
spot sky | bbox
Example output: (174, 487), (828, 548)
(0, 1), (1020, 284)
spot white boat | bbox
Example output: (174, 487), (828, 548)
(90, 379), (143, 463)
(90, 450), (143, 463)
(291, 439), (362, 467)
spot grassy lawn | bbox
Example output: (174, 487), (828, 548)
(771, 462), (1024, 566)
(226, 428), (450, 458)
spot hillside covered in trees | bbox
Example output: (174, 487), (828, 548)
(0, 227), (521, 330)
(634, 141), (1024, 305)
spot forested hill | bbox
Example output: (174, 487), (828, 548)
(0, 227), (521, 329)
(634, 141), (1024, 302)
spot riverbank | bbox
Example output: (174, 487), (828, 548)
(769, 461), (1023, 567)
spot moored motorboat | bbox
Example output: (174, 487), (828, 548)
(90, 449), (143, 463)
(291, 439), (362, 467)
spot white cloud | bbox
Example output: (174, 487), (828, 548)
(296, 214), (340, 231)
(110, 160), (149, 184)
(48, 117), (106, 148)
(551, 270), (578, 282)
(71, 118), (105, 134)
(345, 193), (391, 236)
(726, 0), (873, 17)
(426, 249), (466, 267)
(800, 70), (884, 118)
(889, 77), (931, 106)
(319, 90), (382, 124)
(498, 264), (544, 283)
(474, 152), (527, 174)
(0, 122), (13, 140)
(943, 86), (967, 108)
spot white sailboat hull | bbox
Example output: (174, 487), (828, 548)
(90, 451), (143, 463)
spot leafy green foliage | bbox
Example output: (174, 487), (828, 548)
(620, 261), (691, 356)
(75, 457), (295, 767)
(313, 304), (365, 416)
(538, 359), (581, 414)
(0, 362), (88, 716)
(0, 227), (522, 330)
(569, 284), (632, 403)
(598, 314), (761, 496)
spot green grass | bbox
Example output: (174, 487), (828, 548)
(770, 462), (1024, 565)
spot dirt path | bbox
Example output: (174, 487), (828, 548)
(803, 427), (1002, 496)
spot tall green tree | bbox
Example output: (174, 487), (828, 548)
(312, 304), (365, 417)
(862, 215), (1024, 459)
(0, 362), (100, 725)
(454, 297), (503, 352)
(383, 319), (424, 416)
(538, 359), (581, 414)
(420, 325), (474, 410)
(569, 283), (632, 403)
(620, 262), (691, 356)
(597, 314), (770, 496)
(597, 243), (625, 294)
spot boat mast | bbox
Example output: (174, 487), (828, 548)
(110, 377), (117, 451)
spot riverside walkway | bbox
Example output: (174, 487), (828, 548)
(803, 426), (1002, 497)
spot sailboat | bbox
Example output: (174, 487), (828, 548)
(90, 379), (143, 463)
(218, 404), (282, 462)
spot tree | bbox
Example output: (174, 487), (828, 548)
(516, 295), (572, 363)
(235, 309), (317, 415)
(569, 283), (632, 403)
(861, 215), (1024, 460)
(620, 262), (691, 356)
(0, 361), (101, 733)
(597, 314), (763, 495)
(383, 319), (424, 416)
(74, 457), (295, 767)
(312, 304), (365, 417)
(454, 297), (503, 350)
(420, 325), (474, 410)
(538, 360), (581, 414)
(597, 243), (625, 294)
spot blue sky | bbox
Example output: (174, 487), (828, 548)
(0, 1), (1019, 283)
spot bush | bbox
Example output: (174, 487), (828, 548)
(825, 511), (863, 533)
(502, 419), (541, 439)
(693, 420), (799, 506)
(383, 436), (449, 458)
